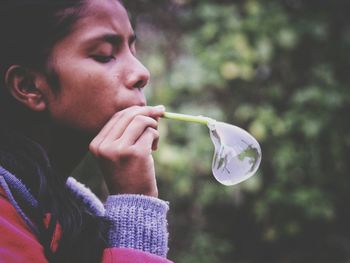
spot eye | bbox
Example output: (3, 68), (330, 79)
(91, 55), (115, 63)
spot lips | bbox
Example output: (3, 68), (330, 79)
(132, 95), (146, 107)
(119, 88), (147, 109)
(125, 99), (146, 108)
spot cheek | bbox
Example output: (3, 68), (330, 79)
(58, 64), (110, 101)
(50, 59), (126, 130)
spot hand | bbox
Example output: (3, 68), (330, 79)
(89, 105), (165, 197)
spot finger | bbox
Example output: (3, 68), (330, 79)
(132, 127), (160, 154)
(118, 115), (158, 146)
(152, 135), (159, 151)
(90, 105), (164, 153)
(95, 105), (164, 142)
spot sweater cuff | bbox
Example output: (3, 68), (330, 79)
(104, 194), (169, 258)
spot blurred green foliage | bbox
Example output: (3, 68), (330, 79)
(76, 0), (350, 262)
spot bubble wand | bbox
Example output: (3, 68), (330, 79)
(162, 112), (262, 186)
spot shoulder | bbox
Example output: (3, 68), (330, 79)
(0, 186), (32, 236)
(0, 186), (48, 263)
(0, 185), (6, 198)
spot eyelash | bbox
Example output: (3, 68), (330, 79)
(92, 55), (115, 63)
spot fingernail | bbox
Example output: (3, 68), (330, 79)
(154, 105), (165, 111)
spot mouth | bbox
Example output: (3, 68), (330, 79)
(128, 98), (146, 108)
(122, 88), (147, 109)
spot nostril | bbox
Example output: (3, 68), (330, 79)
(133, 79), (145, 89)
(126, 59), (150, 89)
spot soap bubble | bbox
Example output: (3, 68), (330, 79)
(208, 120), (261, 186)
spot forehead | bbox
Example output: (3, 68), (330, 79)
(71, 0), (133, 38)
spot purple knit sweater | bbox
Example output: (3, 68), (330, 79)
(0, 166), (169, 258)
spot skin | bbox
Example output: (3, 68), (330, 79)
(5, 0), (164, 197)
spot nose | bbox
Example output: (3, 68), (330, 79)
(124, 56), (150, 90)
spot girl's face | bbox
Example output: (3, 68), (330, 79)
(42, 0), (150, 134)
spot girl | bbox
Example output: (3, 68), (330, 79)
(0, 0), (171, 262)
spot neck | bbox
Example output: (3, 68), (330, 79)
(25, 122), (91, 177)
(1, 106), (92, 177)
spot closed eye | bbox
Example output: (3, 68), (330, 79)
(91, 55), (115, 63)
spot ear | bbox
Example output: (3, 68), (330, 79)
(4, 65), (47, 112)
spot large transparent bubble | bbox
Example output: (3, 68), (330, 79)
(207, 120), (261, 186)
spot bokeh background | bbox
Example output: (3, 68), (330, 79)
(74, 0), (350, 262)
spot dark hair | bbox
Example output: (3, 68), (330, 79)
(0, 1), (110, 262)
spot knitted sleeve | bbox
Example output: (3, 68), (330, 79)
(104, 194), (169, 258)
(66, 177), (170, 258)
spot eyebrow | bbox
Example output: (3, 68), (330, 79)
(84, 33), (137, 48)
